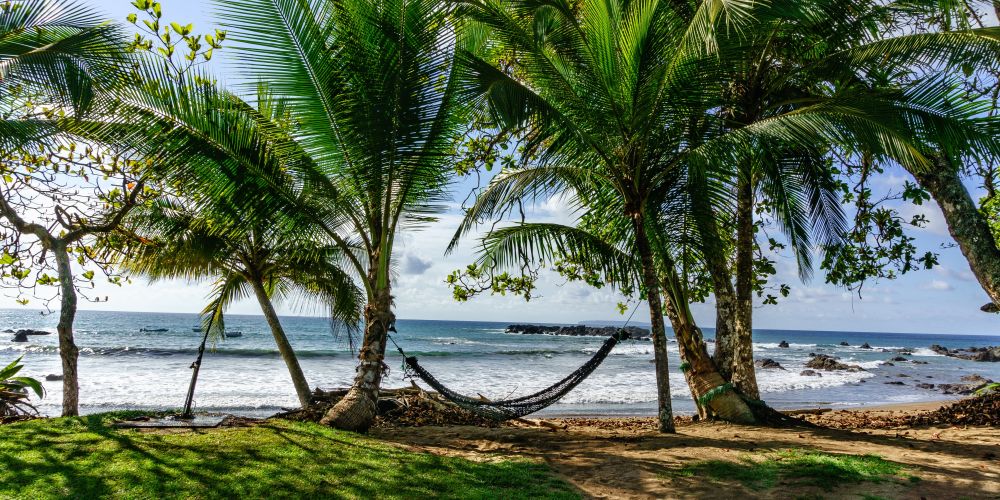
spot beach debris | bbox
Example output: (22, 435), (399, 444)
(929, 344), (1000, 362)
(277, 386), (499, 428)
(803, 388), (1000, 429)
(778, 340), (790, 348)
(754, 358), (785, 370)
(805, 354), (864, 372)
(799, 370), (822, 377)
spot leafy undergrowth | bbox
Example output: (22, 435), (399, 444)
(0, 412), (577, 499)
(672, 449), (915, 491)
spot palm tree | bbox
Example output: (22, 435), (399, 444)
(182, 0), (472, 431)
(451, 0), (999, 429)
(696, 0), (1000, 399)
(118, 197), (364, 409)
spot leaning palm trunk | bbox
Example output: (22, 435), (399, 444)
(53, 243), (80, 417)
(662, 268), (756, 424)
(664, 301), (708, 420)
(912, 156), (1000, 310)
(321, 285), (393, 432)
(632, 215), (675, 433)
(249, 277), (312, 409)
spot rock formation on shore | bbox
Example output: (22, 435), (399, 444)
(930, 344), (1000, 362)
(8, 329), (51, 342)
(804, 353), (865, 372)
(505, 324), (651, 340)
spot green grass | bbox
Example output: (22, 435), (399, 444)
(673, 449), (911, 491)
(0, 412), (578, 499)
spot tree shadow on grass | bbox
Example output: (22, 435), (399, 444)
(0, 415), (578, 499)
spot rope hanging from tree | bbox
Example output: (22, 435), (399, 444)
(390, 329), (630, 421)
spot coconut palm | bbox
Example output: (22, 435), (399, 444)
(161, 0), (473, 432)
(450, 0), (999, 430)
(119, 196), (364, 409)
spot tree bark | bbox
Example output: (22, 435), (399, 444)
(321, 282), (393, 432)
(662, 271), (755, 424)
(53, 242), (79, 417)
(631, 214), (675, 433)
(913, 158), (1000, 308)
(664, 300), (708, 419)
(249, 276), (313, 409)
(729, 178), (761, 400)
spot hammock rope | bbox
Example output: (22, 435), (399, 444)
(390, 329), (631, 421)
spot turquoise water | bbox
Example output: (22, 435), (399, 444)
(3, 309), (999, 417)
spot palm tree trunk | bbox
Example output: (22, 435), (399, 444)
(664, 301), (708, 419)
(662, 270), (755, 424)
(53, 241), (79, 417)
(729, 178), (761, 400)
(249, 277), (312, 409)
(913, 157), (1000, 308)
(631, 214), (675, 433)
(321, 283), (393, 432)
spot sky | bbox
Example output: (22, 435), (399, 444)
(3, 0), (998, 336)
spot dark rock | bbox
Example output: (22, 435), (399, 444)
(505, 324), (650, 340)
(884, 381), (906, 385)
(799, 370), (822, 377)
(777, 340), (790, 348)
(839, 342), (849, 346)
(45, 374), (63, 381)
(929, 344), (1000, 362)
(755, 358), (785, 370)
(884, 362), (895, 366)
(897, 373), (910, 378)
(937, 374), (993, 395)
(859, 342), (872, 349)
(916, 383), (935, 390)
(804, 354), (865, 372)
(2, 329), (12, 333)
(912, 360), (929, 365)
(891, 356), (908, 362)
(11, 329), (50, 342)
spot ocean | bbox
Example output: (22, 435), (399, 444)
(3, 309), (999, 417)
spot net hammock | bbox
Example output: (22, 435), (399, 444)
(395, 330), (628, 421)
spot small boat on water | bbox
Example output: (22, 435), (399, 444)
(225, 331), (243, 338)
(139, 328), (168, 333)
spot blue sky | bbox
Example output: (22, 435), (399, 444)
(6, 0), (997, 335)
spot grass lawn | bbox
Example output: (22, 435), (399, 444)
(0, 413), (577, 499)
(672, 448), (917, 492)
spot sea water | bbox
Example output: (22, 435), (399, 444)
(3, 309), (999, 417)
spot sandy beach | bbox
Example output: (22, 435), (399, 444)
(370, 402), (1000, 499)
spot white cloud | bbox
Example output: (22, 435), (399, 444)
(924, 279), (954, 291)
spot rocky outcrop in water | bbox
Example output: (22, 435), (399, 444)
(930, 344), (1000, 362)
(505, 324), (651, 340)
(800, 369), (822, 377)
(755, 358), (785, 370)
(10, 329), (51, 342)
(804, 354), (865, 372)
(936, 374), (993, 395)
(777, 340), (789, 348)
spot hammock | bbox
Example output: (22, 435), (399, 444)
(396, 330), (628, 421)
